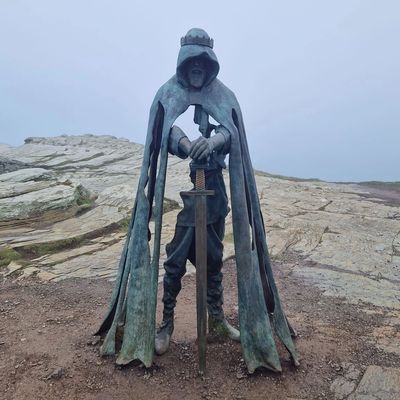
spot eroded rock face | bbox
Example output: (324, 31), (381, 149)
(0, 155), (29, 174)
(1, 134), (399, 315)
(0, 181), (92, 222)
(0, 135), (186, 281)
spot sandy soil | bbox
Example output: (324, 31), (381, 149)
(1, 253), (399, 400)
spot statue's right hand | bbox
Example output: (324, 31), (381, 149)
(178, 136), (192, 157)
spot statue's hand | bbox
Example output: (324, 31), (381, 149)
(190, 136), (213, 161)
(178, 136), (192, 157)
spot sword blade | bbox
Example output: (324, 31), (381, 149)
(181, 166), (213, 375)
(195, 193), (207, 374)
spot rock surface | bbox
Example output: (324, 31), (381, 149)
(348, 366), (400, 400)
(1, 135), (399, 306)
(330, 363), (362, 399)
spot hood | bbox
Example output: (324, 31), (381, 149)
(176, 28), (220, 88)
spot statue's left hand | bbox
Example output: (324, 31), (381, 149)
(190, 136), (213, 161)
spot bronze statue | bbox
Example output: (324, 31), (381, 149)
(97, 28), (299, 374)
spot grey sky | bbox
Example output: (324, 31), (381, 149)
(0, 0), (399, 181)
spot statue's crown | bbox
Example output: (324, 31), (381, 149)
(180, 28), (214, 48)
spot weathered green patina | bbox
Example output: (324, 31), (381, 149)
(97, 28), (299, 373)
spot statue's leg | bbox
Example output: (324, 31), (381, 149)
(156, 225), (194, 355)
(162, 225), (194, 319)
(189, 217), (240, 341)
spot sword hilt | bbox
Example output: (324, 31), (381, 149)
(195, 168), (206, 191)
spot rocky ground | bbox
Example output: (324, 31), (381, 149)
(1, 135), (399, 399)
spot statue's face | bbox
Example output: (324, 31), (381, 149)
(187, 58), (207, 88)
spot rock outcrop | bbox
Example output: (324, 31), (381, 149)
(1, 134), (399, 316)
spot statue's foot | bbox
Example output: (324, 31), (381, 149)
(208, 316), (240, 342)
(155, 318), (174, 355)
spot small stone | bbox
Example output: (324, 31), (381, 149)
(37, 271), (57, 281)
(87, 336), (100, 346)
(236, 370), (247, 379)
(4, 262), (24, 277)
(341, 363), (361, 381)
(46, 368), (65, 380)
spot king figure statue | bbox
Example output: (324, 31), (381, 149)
(96, 28), (300, 374)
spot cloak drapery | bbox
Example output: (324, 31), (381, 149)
(96, 33), (299, 373)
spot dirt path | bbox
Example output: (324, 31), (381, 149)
(1, 256), (399, 400)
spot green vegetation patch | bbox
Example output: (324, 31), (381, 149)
(163, 198), (180, 214)
(208, 317), (230, 338)
(19, 236), (90, 258)
(118, 215), (131, 232)
(254, 169), (322, 183)
(74, 184), (97, 215)
(0, 246), (22, 268)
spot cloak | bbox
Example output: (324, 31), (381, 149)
(96, 35), (299, 373)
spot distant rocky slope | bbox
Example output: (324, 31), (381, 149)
(1, 135), (399, 316)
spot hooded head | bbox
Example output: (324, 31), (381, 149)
(177, 28), (220, 89)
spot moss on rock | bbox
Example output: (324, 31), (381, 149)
(0, 246), (22, 268)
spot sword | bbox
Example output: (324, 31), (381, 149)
(181, 161), (214, 374)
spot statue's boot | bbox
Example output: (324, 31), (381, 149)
(207, 265), (240, 342)
(155, 315), (174, 355)
(156, 268), (180, 356)
(208, 314), (240, 342)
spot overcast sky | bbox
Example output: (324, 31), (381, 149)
(0, 0), (399, 181)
